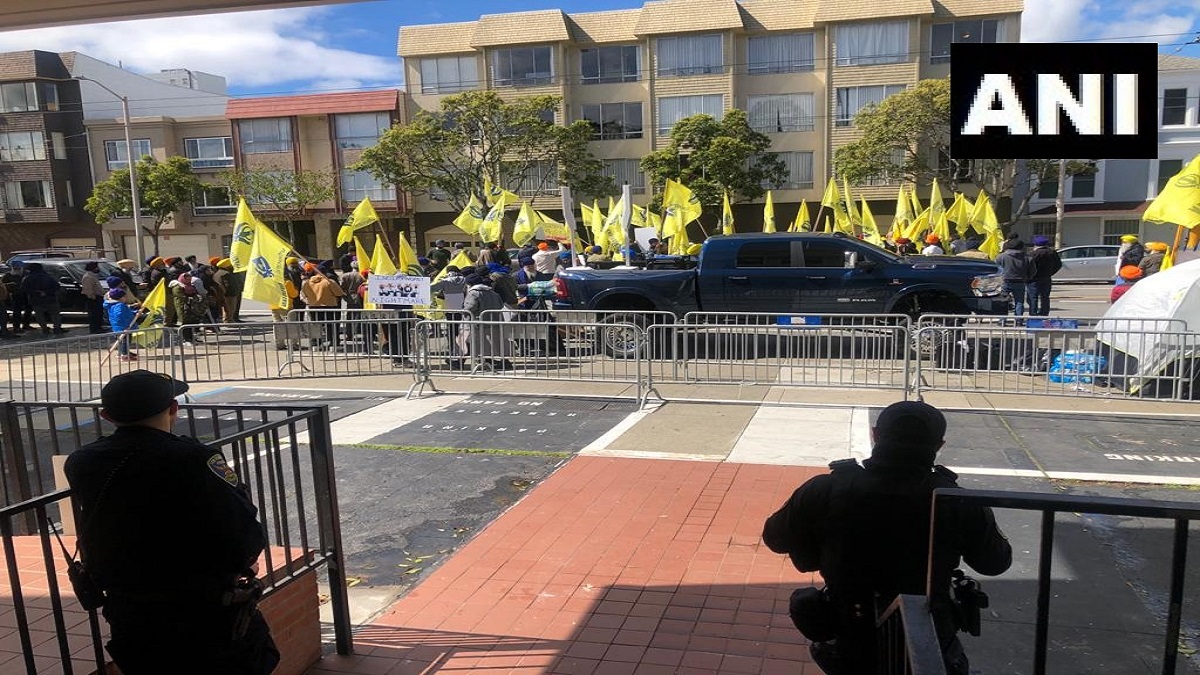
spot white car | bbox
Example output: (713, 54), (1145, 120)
(1054, 245), (1119, 282)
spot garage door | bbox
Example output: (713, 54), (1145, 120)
(124, 234), (212, 261)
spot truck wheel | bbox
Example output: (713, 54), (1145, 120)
(897, 294), (963, 357)
(596, 313), (652, 359)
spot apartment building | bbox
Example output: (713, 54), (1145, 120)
(398, 0), (1022, 246)
(0, 50), (97, 256)
(225, 90), (406, 260)
(1020, 53), (1200, 248)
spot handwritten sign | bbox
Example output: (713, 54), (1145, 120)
(366, 274), (430, 306)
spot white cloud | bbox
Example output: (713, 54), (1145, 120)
(0, 7), (400, 91)
(1022, 0), (1199, 44)
(1020, 0), (1093, 42)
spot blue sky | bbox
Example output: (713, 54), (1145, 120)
(0, 0), (1197, 96)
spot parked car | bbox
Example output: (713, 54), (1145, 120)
(29, 259), (122, 313)
(1054, 245), (1120, 282)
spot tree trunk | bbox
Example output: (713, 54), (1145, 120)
(1054, 158), (1067, 249)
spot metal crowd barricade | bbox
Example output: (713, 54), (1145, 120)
(0, 401), (352, 673)
(0, 329), (181, 402)
(647, 312), (912, 394)
(412, 318), (650, 404)
(913, 320), (1200, 401)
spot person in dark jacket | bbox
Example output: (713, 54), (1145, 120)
(1138, 242), (1167, 277)
(2, 262), (31, 333)
(1027, 236), (1063, 316)
(64, 370), (278, 674)
(763, 401), (1012, 675)
(20, 262), (65, 334)
(994, 239), (1035, 316)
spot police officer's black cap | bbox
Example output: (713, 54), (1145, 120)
(871, 401), (946, 465)
(101, 370), (189, 423)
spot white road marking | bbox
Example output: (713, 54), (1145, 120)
(727, 406), (857, 466)
(579, 407), (656, 455)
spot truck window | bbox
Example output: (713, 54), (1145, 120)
(736, 241), (792, 267)
(803, 240), (853, 268)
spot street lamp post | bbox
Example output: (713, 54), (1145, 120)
(78, 77), (145, 267)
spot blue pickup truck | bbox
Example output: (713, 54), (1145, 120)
(555, 233), (1010, 318)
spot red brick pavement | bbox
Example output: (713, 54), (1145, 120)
(307, 456), (826, 675)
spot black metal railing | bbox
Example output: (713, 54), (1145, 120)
(927, 489), (1200, 675)
(0, 401), (352, 674)
(877, 594), (948, 675)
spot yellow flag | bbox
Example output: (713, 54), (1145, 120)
(631, 204), (647, 227)
(842, 177), (861, 229)
(662, 179), (702, 242)
(721, 191), (735, 235)
(905, 208), (931, 240)
(604, 194), (629, 247)
(891, 186), (913, 239)
(790, 200), (811, 232)
(514, 201), (539, 246)
(933, 211), (952, 248)
(453, 193), (486, 235)
(763, 191), (776, 233)
(370, 234), (397, 275)
(337, 197), (380, 246)
(479, 191), (508, 243)
(979, 228), (1003, 260)
(582, 200), (607, 250)
(229, 198), (262, 272)
(1144, 154), (1200, 229)
(968, 190), (1000, 235)
(483, 177), (519, 207)
(820, 177), (849, 233)
(242, 222), (293, 309)
(433, 250), (474, 282)
(646, 208), (662, 236)
(354, 236), (371, 274)
(132, 279), (167, 347)
(945, 192), (975, 237)
(397, 232), (422, 276)
(1161, 245), (1177, 272)
(536, 211), (568, 240)
(909, 184), (923, 219)
(860, 197), (883, 246)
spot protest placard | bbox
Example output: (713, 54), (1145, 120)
(366, 274), (431, 306)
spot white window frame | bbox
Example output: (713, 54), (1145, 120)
(1032, 161), (1104, 203)
(929, 19), (1006, 64)
(0, 131), (46, 162)
(419, 55), (479, 94)
(1162, 88), (1189, 127)
(835, 85), (905, 126)
(490, 46), (554, 87)
(746, 94), (814, 133)
(657, 94), (724, 135)
(747, 33), (815, 74)
(602, 159), (646, 194)
(0, 82), (38, 113)
(581, 102), (643, 140)
(580, 45), (640, 84)
(504, 161), (559, 198)
(238, 118), (293, 154)
(765, 151), (814, 189)
(656, 34), (724, 77)
(3, 180), (53, 209)
(104, 138), (151, 170)
(1156, 158), (1185, 196)
(184, 137), (235, 168)
(340, 169), (395, 202)
(193, 185), (237, 216)
(1102, 219), (1140, 245)
(334, 112), (391, 150)
(834, 21), (909, 66)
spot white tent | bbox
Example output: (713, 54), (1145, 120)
(1096, 258), (1200, 394)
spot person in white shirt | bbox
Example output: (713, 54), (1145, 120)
(921, 234), (945, 256)
(532, 242), (557, 275)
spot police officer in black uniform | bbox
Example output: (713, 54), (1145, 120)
(762, 400), (1012, 675)
(64, 370), (279, 674)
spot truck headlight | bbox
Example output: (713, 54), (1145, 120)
(971, 273), (1004, 297)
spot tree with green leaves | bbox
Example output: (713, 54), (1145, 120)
(219, 168), (336, 244)
(85, 155), (203, 256)
(355, 90), (613, 212)
(640, 108), (787, 216)
(832, 78), (1094, 230)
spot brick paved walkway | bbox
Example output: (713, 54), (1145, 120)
(307, 455), (825, 675)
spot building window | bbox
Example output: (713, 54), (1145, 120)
(237, 118), (293, 154)
(1071, 171), (1096, 199)
(184, 137), (235, 168)
(864, 148), (907, 186)
(581, 102), (643, 140)
(658, 94), (724, 134)
(3, 181), (52, 209)
(747, 94), (814, 133)
(602, 159), (646, 194)
(507, 161), (559, 198)
(51, 132), (65, 160)
(1158, 158), (1184, 194)
(419, 55), (479, 94)
(930, 19), (1004, 64)
(1102, 219), (1139, 245)
(581, 45), (639, 84)
(835, 85), (905, 126)
(490, 46), (553, 87)
(0, 131), (45, 161)
(834, 21), (909, 66)
(192, 185), (237, 215)
(1037, 177), (1058, 200)
(340, 169), (395, 202)
(1162, 88), (1188, 126)
(0, 82), (37, 113)
(334, 112), (391, 150)
(1031, 222), (1056, 238)
(771, 151), (815, 189)
(104, 139), (151, 170)
(747, 33), (815, 74)
(656, 34), (724, 77)
(41, 83), (59, 111)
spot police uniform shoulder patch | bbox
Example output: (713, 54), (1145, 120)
(207, 453), (239, 486)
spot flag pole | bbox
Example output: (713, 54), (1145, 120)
(812, 205), (828, 233)
(98, 305), (151, 367)
(561, 186), (583, 267)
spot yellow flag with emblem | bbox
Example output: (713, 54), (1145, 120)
(583, 200), (607, 251)
(604, 194), (628, 248)
(859, 197), (883, 246)
(229, 198), (263, 272)
(662, 179), (702, 253)
(131, 278), (168, 347)
(354, 236), (371, 274)
(763, 191), (776, 233)
(336, 196), (380, 246)
(483, 177), (519, 207)
(968, 190), (999, 235)
(721, 191), (735, 235)
(1144, 154), (1200, 229)
(479, 191), (508, 243)
(242, 222), (293, 308)
(513, 201), (539, 246)
(370, 234), (397, 275)
(397, 233), (422, 276)
(433, 250), (474, 282)
(820, 177), (842, 233)
(536, 211), (568, 240)
(842, 177), (861, 230)
(790, 200), (811, 232)
(452, 193), (486, 235)
(891, 186), (913, 239)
